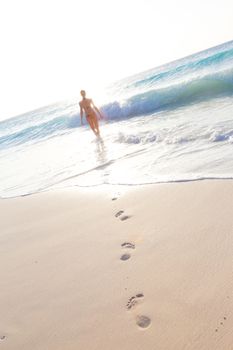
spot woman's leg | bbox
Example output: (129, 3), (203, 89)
(87, 116), (98, 135)
(93, 115), (100, 135)
(86, 117), (96, 134)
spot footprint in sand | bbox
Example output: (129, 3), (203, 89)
(115, 210), (124, 217)
(126, 295), (151, 329)
(121, 242), (135, 249)
(120, 242), (135, 261)
(120, 215), (130, 221)
(120, 253), (131, 261)
(136, 315), (151, 329)
(115, 210), (131, 221)
(126, 293), (144, 310)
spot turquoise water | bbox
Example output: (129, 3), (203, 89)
(0, 40), (233, 198)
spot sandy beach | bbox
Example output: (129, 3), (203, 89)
(1, 180), (233, 349)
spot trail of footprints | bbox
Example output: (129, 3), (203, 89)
(114, 207), (151, 330)
(115, 206), (230, 334)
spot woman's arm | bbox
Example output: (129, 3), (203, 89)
(91, 100), (103, 119)
(79, 102), (84, 125)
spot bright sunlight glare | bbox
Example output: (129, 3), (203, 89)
(0, 0), (232, 120)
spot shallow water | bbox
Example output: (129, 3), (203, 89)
(1, 40), (233, 198)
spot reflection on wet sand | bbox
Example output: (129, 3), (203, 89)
(95, 137), (107, 165)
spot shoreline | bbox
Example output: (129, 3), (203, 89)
(2, 176), (233, 201)
(1, 180), (233, 349)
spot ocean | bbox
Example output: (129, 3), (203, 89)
(1, 40), (233, 198)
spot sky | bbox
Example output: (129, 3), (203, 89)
(0, 0), (232, 121)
